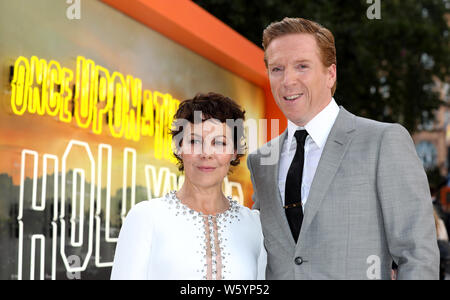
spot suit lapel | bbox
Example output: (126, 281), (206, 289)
(263, 130), (297, 249)
(298, 108), (356, 241)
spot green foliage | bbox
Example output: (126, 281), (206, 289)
(193, 0), (450, 132)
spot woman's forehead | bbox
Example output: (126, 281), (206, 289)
(185, 119), (232, 136)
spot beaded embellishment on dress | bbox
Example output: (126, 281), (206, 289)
(164, 191), (241, 279)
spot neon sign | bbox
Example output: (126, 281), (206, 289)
(10, 55), (179, 162)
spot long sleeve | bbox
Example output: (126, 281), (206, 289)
(249, 209), (266, 280)
(110, 201), (154, 280)
(376, 124), (439, 280)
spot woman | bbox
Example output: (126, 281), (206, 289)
(111, 92), (266, 280)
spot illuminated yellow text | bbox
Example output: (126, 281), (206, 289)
(10, 56), (179, 162)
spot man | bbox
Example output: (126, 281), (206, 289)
(247, 17), (439, 280)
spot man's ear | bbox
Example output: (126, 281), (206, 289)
(327, 64), (337, 89)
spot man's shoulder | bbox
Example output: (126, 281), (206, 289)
(330, 107), (412, 149)
(355, 115), (390, 130)
(351, 112), (406, 136)
(344, 111), (412, 149)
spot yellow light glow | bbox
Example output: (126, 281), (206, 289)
(74, 56), (94, 129)
(10, 55), (182, 162)
(45, 60), (62, 117)
(153, 91), (166, 160)
(11, 56), (30, 115)
(92, 66), (113, 135)
(141, 90), (154, 137)
(108, 71), (126, 139)
(59, 68), (74, 123)
(124, 75), (142, 142)
(28, 56), (47, 116)
(164, 95), (180, 163)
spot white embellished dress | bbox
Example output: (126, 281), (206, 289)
(111, 191), (267, 280)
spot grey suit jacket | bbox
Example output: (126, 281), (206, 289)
(247, 107), (439, 280)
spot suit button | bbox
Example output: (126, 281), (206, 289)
(294, 257), (303, 265)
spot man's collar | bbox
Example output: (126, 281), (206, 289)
(287, 98), (340, 149)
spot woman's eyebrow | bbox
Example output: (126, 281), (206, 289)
(190, 133), (231, 140)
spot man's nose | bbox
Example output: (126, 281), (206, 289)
(282, 67), (297, 87)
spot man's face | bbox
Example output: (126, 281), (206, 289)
(266, 33), (336, 126)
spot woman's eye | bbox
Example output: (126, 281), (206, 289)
(190, 139), (201, 145)
(214, 140), (226, 146)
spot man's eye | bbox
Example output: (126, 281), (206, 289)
(271, 67), (281, 73)
(298, 64), (308, 69)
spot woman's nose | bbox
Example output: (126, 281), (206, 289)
(200, 143), (214, 158)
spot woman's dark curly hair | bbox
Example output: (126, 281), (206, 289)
(170, 92), (247, 172)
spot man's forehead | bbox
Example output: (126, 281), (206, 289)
(268, 33), (317, 48)
(266, 33), (319, 62)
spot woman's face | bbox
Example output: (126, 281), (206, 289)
(179, 119), (236, 189)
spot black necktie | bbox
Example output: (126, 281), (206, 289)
(285, 129), (308, 243)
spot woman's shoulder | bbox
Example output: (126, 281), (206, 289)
(124, 195), (168, 222)
(232, 201), (261, 225)
(237, 204), (260, 217)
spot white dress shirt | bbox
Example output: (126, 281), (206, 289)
(278, 98), (340, 210)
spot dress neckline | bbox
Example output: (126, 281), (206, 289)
(167, 190), (238, 218)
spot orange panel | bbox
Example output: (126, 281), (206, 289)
(100, 0), (286, 134)
(101, 0), (265, 86)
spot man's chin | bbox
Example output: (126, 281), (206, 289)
(283, 110), (308, 125)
